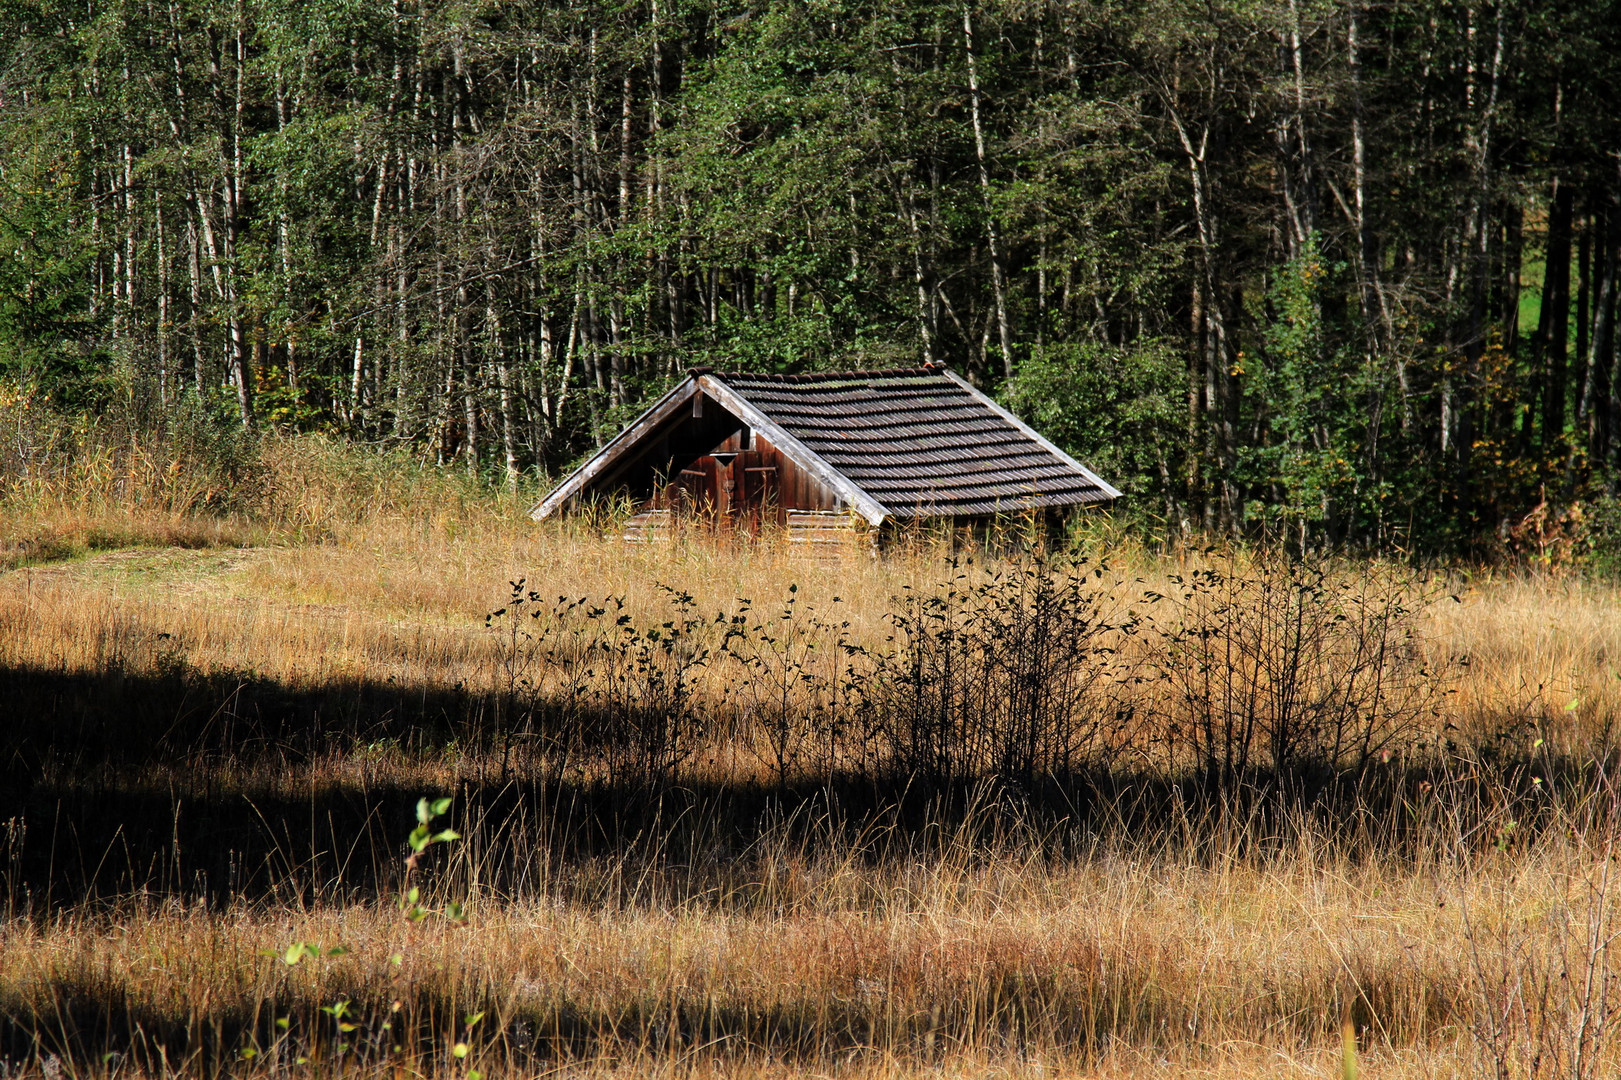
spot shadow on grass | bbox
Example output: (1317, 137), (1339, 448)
(2, 940), (1449, 1077)
(0, 662), (1574, 915)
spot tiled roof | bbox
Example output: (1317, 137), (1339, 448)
(713, 367), (1117, 518)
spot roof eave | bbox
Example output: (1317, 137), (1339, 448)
(884, 487), (1118, 519)
(937, 368), (1124, 502)
(529, 377), (702, 521)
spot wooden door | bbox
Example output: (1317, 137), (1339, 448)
(735, 454), (779, 535)
(666, 458), (719, 520)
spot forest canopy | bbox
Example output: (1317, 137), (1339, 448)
(2, 0), (1618, 556)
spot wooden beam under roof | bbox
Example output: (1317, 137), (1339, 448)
(530, 377), (703, 520)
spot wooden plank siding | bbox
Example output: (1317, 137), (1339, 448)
(621, 508), (673, 544)
(644, 429), (840, 532)
(785, 510), (870, 561)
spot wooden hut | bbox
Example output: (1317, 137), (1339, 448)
(530, 364), (1120, 546)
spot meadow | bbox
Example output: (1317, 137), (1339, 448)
(3, 432), (1621, 1078)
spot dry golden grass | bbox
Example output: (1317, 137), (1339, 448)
(6, 820), (1619, 1078)
(12, 429), (1616, 735)
(1430, 572), (1621, 751)
(5, 434), (1621, 1078)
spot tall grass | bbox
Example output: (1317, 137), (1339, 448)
(1, 385), (531, 568)
(6, 426), (1621, 1076)
(4, 772), (1619, 1078)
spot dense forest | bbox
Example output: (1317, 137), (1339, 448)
(2, 0), (1619, 555)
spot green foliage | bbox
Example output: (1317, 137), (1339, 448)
(408, 796), (460, 853)
(248, 794), (473, 1069)
(402, 796), (464, 922)
(2, 0), (1620, 557)
(1574, 492), (1621, 579)
(1239, 235), (1384, 543)
(0, 111), (105, 405)
(1002, 341), (1184, 511)
(266, 941), (349, 966)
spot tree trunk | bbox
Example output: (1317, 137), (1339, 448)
(1452, 3), (1505, 485)
(1577, 206), (1591, 377)
(156, 198), (171, 403)
(962, 6), (1013, 378)
(1538, 180), (1575, 451)
(1583, 173), (1620, 469)
(226, 12), (252, 425)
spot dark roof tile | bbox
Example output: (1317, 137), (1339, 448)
(715, 368), (1114, 517)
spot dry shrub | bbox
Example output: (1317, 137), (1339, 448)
(859, 556), (1136, 788)
(474, 551), (1459, 800)
(1148, 554), (1445, 781)
(1, 388), (261, 515)
(2, 387), (267, 566)
(255, 434), (528, 541)
(1, 384), (536, 565)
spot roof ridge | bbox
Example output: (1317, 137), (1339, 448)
(703, 365), (945, 383)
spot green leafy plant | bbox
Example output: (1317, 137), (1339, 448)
(402, 796), (464, 923)
(243, 795), (470, 1070)
(264, 941), (349, 966)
